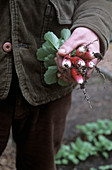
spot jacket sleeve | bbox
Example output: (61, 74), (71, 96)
(70, 0), (112, 54)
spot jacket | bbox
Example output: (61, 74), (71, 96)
(0, 0), (112, 106)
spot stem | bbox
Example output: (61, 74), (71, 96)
(85, 39), (98, 48)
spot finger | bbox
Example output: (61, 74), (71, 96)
(59, 75), (73, 82)
(91, 58), (98, 65)
(56, 53), (65, 70)
(58, 27), (100, 57)
(86, 68), (94, 79)
(58, 32), (84, 56)
(54, 57), (57, 64)
(58, 40), (74, 56)
(57, 69), (74, 82)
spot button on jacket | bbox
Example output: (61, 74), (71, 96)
(0, 0), (112, 106)
(3, 42), (12, 52)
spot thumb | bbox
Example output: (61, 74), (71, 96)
(58, 38), (75, 56)
(57, 30), (83, 56)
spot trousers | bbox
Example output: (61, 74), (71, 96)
(0, 71), (72, 170)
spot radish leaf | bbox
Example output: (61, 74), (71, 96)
(59, 38), (65, 47)
(44, 54), (56, 68)
(61, 29), (71, 41)
(37, 29), (73, 86)
(44, 66), (58, 85)
(44, 32), (60, 50)
(36, 47), (48, 61)
(42, 41), (57, 55)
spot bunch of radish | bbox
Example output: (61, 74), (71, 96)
(62, 45), (103, 85)
(61, 44), (104, 108)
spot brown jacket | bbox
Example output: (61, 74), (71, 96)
(0, 0), (112, 105)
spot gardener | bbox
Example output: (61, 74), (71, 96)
(0, 0), (112, 170)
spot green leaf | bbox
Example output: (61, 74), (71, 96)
(68, 155), (79, 164)
(102, 151), (109, 159)
(55, 149), (65, 159)
(98, 135), (112, 151)
(71, 158), (79, 165)
(44, 66), (58, 85)
(68, 154), (75, 161)
(44, 32), (60, 50)
(59, 38), (65, 47)
(58, 78), (71, 86)
(61, 29), (71, 41)
(71, 49), (76, 56)
(86, 122), (98, 131)
(99, 164), (112, 170)
(87, 134), (95, 142)
(42, 41), (57, 55)
(44, 54), (56, 68)
(36, 47), (48, 61)
(62, 145), (71, 151)
(78, 154), (87, 161)
(71, 142), (78, 152)
(76, 137), (83, 148)
(61, 158), (69, 165)
(105, 129), (111, 135)
(76, 125), (87, 133)
(55, 160), (62, 165)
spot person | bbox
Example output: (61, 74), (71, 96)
(0, 0), (112, 170)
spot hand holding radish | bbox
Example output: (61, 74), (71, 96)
(55, 27), (101, 83)
(37, 28), (104, 107)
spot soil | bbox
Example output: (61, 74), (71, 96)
(0, 44), (112, 170)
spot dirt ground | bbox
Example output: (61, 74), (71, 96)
(0, 44), (112, 170)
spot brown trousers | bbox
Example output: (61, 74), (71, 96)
(0, 72), (72, 170)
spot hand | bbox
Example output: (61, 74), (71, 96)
(55, 27), (100, 82)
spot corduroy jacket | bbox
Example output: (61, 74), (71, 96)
(0, 0), (112, 106)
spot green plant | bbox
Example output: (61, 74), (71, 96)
(55, 137), (97, 165)
(90, 164), (112, 170)
(55, 144), (79, 165)
(55, 119), (112, 165)
(77, 119), (112, 158)
(93, 135), (112, 158)
(76, 119), (112, 142)
(98, 164), (112, 170)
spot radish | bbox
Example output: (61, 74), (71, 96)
(71, 56), (85, 68)
(86, 60), (95, 69)
(76, 46), (95, 60)
(62, 55), (72, 69)
(84, 49), (95, 60)
(76, 46), (86, 57)
(71, 68), (84, 84)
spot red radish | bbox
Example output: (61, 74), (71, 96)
(76, 46), (86, 57)
(84, 49), (95, 60)
(86, 60), (95, 69)
(71, 68), (84, 84)
(62, 55), (72, 69)
(71, 56), (85, 68)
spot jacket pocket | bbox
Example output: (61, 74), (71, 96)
(49, 0), (78, 24)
